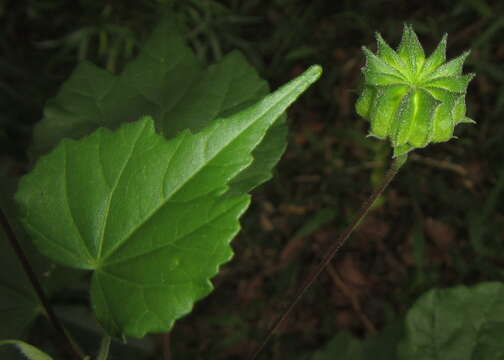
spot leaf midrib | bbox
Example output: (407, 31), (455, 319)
(102, 193), (246, 268)
(96, 122), (147, 261)
(63, 142), (94, 264)
(99, 92), (288, 263)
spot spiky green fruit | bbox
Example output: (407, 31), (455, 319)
(356, 24), (475, 157)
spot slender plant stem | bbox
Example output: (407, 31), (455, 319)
(0, 208), (85, 360)
(247, 154), (407, 360)
(97, 335), (111, 360)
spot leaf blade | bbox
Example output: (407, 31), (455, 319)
(16, 65), (322, 337)
(398, 282), (504, 360)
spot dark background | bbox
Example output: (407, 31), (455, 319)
(2, 0), (504, 359)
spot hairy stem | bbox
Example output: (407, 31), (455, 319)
(247, 154), (407, 360)
(0, 208), (85, 360)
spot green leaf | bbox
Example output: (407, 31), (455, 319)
(16, 66), (322, 337)
(228, 117), (287, 194)
(0, 340), (53, 360)
(32, 16), (284, 193)
(398, 282), (504, 360)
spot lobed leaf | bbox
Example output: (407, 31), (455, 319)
(398, 282), (504, 360)
(15, 66), (322, 337)
(32, 16), (284, 194)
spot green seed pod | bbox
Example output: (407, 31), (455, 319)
(356, 24), (475, 157)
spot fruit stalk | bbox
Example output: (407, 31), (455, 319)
(248, 154), (407, 359)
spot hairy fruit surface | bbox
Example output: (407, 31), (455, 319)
(356, 24), (475, 157)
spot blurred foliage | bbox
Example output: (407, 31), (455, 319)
(2, 0), (504, 359)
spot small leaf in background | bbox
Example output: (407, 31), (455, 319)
(15, 65), (321, 337)
(0, 340), (53, 360)
(32, 16), (286, 194)
(398, 282), (504, 360)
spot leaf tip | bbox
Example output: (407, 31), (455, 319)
(306, 64), (323, 80)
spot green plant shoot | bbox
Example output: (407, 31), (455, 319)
(356, 24), (475, 157)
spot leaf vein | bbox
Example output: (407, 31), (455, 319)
(98, 120), (149, 259)
(63, 142), (94, 262)
(102, 107), (272, 261)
